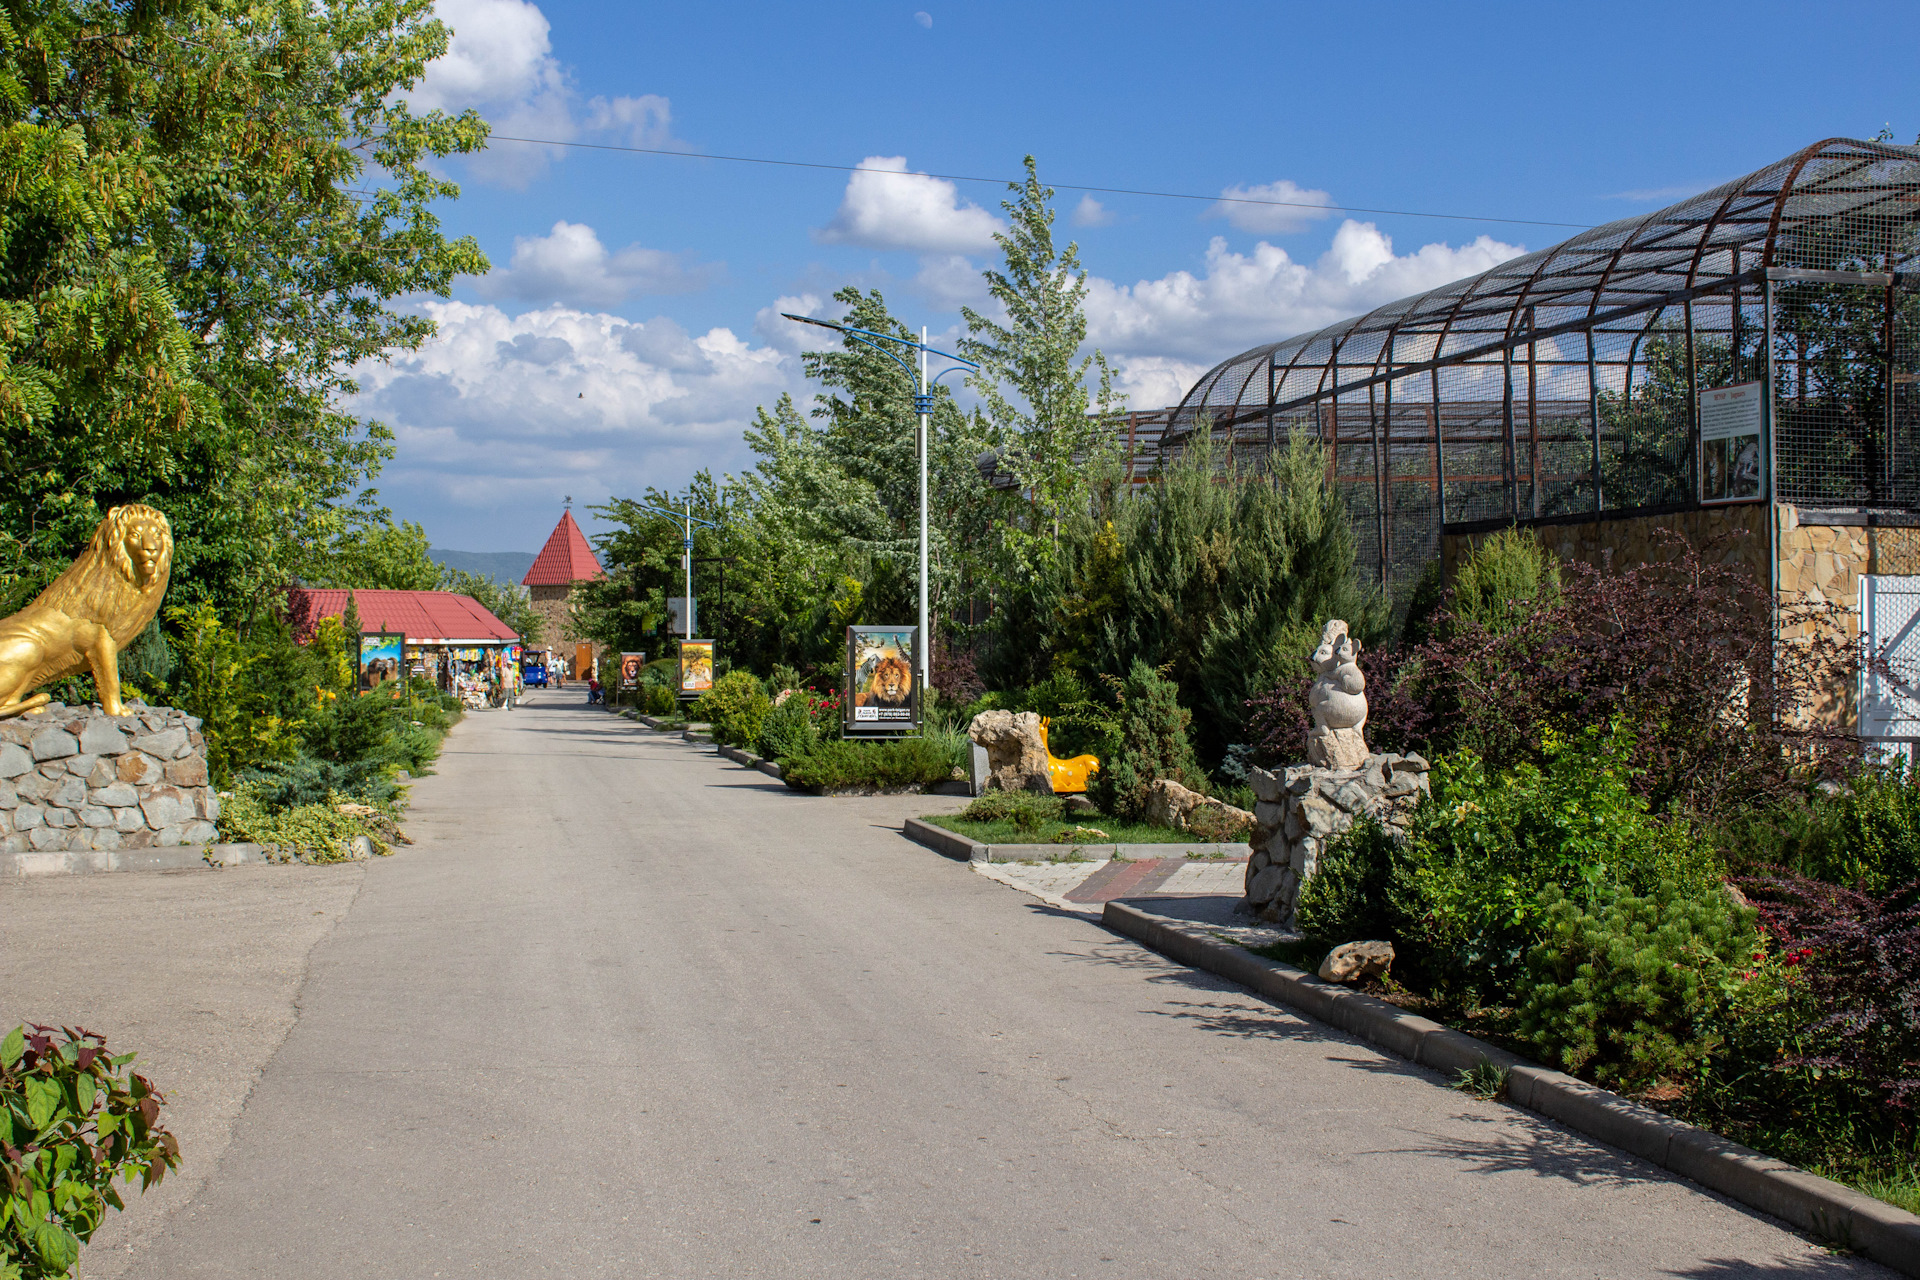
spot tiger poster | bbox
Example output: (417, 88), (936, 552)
(845, 626), (919, 732)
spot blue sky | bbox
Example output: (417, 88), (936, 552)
(357, 0), (1920, 553)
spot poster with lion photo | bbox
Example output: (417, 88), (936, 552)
(678, 640), (714, 699)
(845, 626), (919, 732)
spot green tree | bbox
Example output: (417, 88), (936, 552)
(307, 520), (442, 591)
(0, 0), (488, 621)
(961, 156), (1123, 566)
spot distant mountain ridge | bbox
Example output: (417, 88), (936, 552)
(429, 549), (536, 585)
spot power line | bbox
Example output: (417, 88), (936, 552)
(485, 135), (1592, 231)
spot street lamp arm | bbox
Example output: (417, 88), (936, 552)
(837, 328), (919, 384)
(630, 501), (719, 530)
(779, 313), (978, 371)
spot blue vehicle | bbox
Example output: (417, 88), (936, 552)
(521, 659), (549, 688)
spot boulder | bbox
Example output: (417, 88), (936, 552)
(1318, 940), (1396, 984)
(1145, 778), (1254, 839)
(1062, 794), (1097, 817)
(967, 710), (1053, 794)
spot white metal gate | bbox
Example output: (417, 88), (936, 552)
(1860, 575), (1920, 741)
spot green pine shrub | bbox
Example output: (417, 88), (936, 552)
(1516, 881), (1758, 1092)
(780, 737), (957, 791)
(1448, 526), (1562, 634)
(696, 671), (771, 747)
(1798, 762), (1920, 895)
(1088, 660), (1207, 824)
(2, 1025), (179, 1279)
(1298, 724), (1720, 1005)
(757, 694), (819, 761)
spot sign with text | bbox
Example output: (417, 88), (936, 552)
(677, 640), (713, 698)
(1699, 382), (1764, 504)
(845, 626), (920, 733)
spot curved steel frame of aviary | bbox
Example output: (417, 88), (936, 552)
(1163, 137), (1920, 596)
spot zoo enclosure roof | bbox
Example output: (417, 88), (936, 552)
(1170, 136), (1920, 440)
(285, 589), (519, 645)
(523, 511), (605, 586)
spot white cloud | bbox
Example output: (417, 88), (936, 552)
(476, 221), (715, 307)
(910, 254), (988, 309)
(405, 0), (679, 187)
(1071, 194), (1115, 228)
(1087, 220), (1526, 394)
(1209, 179), (1336, 235)
(351, 301), (801, 516)
(816, 156), (1005, 253)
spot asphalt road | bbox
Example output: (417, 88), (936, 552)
(108, 701), (1882, 1278)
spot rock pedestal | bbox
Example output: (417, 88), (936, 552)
(1243, 753), (1431, 927)
(1145, 778), (1254, 838)
(966, 710), (1053, 794)
(0, 703), (218, 853)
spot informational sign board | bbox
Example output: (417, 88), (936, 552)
(357, 631), (405, 693)
(618, 651), (646, 690)
(844, 626), (920, 734)
(678, 639), (714, 698)
(1699, 382), (1764, 504)
(667, 597), (698, 637)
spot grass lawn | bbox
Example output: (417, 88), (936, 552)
(921, 811), (1238, 847)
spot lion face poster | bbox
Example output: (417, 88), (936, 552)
(845, 626), (919, 731)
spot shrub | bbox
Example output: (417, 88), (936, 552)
(780, 738), (956, 791)
(696, 671), (771, 748)
(757, 694), (818, 761)
(237, 757), (396, 808)
(1748, 874), (1920, 1117)
(641, 685), (676, 715)
(1515, 881), (1758, 1091)
(1798, 762), (1920, 896)
(1089, 660), (1206, 824)
(961, 790), (1064, 833)
(1299, 727), (1720, 1005)
(1448, 526), (1562, 633)
(163, 603), (304, 785)
(2, 1025), (179, 1279)
(1411, 530), (1857, 822)
(216, 785), (400, 861)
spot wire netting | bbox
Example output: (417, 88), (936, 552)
(1161, 138), (1920, 597)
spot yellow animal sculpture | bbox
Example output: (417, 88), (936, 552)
(1037, 716), (1100, 794)
(0, 505), (173, 719)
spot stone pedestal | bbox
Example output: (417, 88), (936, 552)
(1243, 753), (1430, 928)
(0, 704), (218, 853)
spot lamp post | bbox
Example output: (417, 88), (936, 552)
(632, 499), (718, 641)
(780, 314), (976, 695)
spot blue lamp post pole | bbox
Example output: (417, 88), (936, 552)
(781, 314), (976, 695)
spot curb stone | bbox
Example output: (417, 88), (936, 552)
(4, 841), (277, 876)
(901, 815), (1246, 866)
(1102, 899), (1920, 1275)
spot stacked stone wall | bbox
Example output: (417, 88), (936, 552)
(0, 705), (217, 853)
(1441, 502), (1770, 584)
(1244, 753), (1430, 928)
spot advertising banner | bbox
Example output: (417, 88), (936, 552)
(619, 651), (646, 690)
(357, 631), (405, 692)
(678, 640), (714, 698)
(1699, 382), (1764, 504)
(845, 626), (919, 733)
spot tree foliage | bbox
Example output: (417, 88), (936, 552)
(0, 0), (488, 620)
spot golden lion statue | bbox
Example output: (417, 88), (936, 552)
(0, 505), (173, 719)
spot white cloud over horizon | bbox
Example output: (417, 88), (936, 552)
(815, 156), (1005, 253)
(476, 221), (716, 307)
(1209, 179), (1337, 235)
(1086, 220), (1526, 378)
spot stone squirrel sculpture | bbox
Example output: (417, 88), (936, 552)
(1305, 618), (1369, 770)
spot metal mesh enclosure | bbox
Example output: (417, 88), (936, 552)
(1163, 137), (1920, 595)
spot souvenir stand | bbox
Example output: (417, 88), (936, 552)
(285, 588), (521, 708)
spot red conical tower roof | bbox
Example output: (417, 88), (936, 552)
(523, 510), (605, 586)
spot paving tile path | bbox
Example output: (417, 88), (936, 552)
(105, 701), (1886, 1278)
